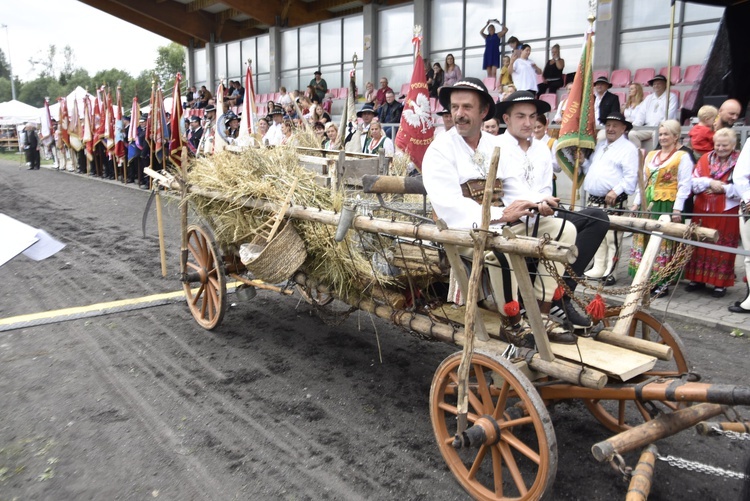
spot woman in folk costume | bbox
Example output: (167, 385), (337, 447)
(684, 128), (741, 297)
(628, 119), (694, 298)
(362, 119), (394, 156)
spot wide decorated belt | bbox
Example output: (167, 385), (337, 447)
(588, 192), (628, 211)
(460, 178), (504, 207)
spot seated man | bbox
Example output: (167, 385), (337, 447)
(423, 80), (580, 346)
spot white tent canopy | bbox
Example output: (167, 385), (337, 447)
(0, 100), (41, 125)
(45, 86), (95, 119)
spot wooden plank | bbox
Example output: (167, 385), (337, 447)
(342, 158), (380, 186)
(433, 305), (656, 381)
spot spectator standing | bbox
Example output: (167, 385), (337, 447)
(538, 44), (565, 96)
(687, 105), (718, 158)
(628, 119), (694, 298)
(443, 54), (462, 87)
(510, 44), (541, 93)
(629, 75), (679, 148)
(498, 56), (512, 87)
(309, 70), (328, 103)
(684, 128), (741, 297)
(377, 91), (403, 139)
(24, 123), (40, 170)
(480, 20), (508, 78)
(376, 77), (393, 108)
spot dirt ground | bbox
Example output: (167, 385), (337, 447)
(1, 158), (749, 500)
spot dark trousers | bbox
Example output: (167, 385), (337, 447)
(558, 208), (610, 292)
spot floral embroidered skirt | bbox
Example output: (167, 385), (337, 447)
(683, 206), (739, 288)
(628, 200), (681, 286)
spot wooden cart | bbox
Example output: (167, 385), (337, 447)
(147, 148), (750, 501)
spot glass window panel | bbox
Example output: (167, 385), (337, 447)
(506, 0), (547, 41)
(548, 37), (582, 78)
(550, 0), (590, 37)
(319, 64), (342, 90)
(620, 0), (672, 30)
(280, 70), (298, 95)
(432, 0), (463, 51)
(241, 38), (256, 68)
(194, 48), (206, 84)
(463, 47), (484, 82)
(321, 20), (342, 65)
(679, 22), (718, 68)
(377, 55), (413, 93)
(281, 29), (298, 71)
(300, 25), (319, 68)
(378, 5), (414, 58)
(343, 15), (363, 62)
(257, 73), (271, 94)
(683, 3), (724, 22)
(465, 0), (497, 49)
(227, 42), (241, 77)
(618, 29), (671, 73)
(257, 36), (270, 73)
(215, 45), (227, 79)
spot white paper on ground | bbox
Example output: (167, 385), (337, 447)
(0, 213), (65, 266)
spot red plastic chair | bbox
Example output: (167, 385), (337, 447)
(682, 65), (703, 85)
(613, 92), (627, 108)
(659, 66), (682, 85)
(539, 93), (557, 109)
(633, 68), (656, 86)
(330, 88), (339, 99)
(592, 70), (609, 82)
(482, 77), (497, 92)
(610, 69), (632, 88)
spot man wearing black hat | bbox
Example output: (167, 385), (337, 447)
(225, 111), (240, 141)
(629, 74), (679, 148)
(581, 112), (639, 285)
(435, 108), (454, 135)
(423, 80), (581, 345)
(187, 115), (203, 155)
(593, 76), (620, 126)
(264, 105), (285, 145)
(309, 70), (328, 104)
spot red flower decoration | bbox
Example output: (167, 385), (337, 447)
(503, 300), (520, 317)
(585, 294), (607, 323)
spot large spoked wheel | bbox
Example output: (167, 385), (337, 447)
(583, 309), (691, 433)
(183, 224), (227, 330)
(430, 352), (557, 501)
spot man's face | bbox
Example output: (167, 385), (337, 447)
(379, 79), (388, 89)
(503, 102), (537, 141)
(385, 92), (395, 104)
(206, 111), (215, 120)
(442, 113), (454, 129)
(533, 121), (546, 140)
(190, 120), (199, 130)
(315, 73), (321, 81)
(594, 82), (608, 96)
(229, 119), (239, 129)
(719, 101), (741, 127)
(273, 114), (283, 124)
(604, 119), (627, 143)
(361, 111), (375, 124)
(450, 90), (487, 140)
(652, 80), (666, 96)
(482, 119), (499, 135)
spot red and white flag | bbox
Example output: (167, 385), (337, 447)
(115, 87), (126, 165)
(82, 95), (94, 161)
(41, 98), (53, 143)
(238, 62), (257, 141)
(395, 31), (435, 172)
(58, 97), (70, 148)
(69, 97), (83, 152)
(169, 73), (185, 167)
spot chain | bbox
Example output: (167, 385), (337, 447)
(538, 221), (698, 319)
(710, 427), (750, 442)
(657, 453), (746, 480)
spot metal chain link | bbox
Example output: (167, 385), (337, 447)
(710, 427), (750, 442)
(657, 453), (746, 480)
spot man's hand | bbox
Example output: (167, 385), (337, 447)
(604, 189), (618, 206)
(492, 200), (538, 224)
(541, 196), (560, 209)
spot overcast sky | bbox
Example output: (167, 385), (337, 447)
(2, 0), (171, 81)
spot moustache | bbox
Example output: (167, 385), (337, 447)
(455, 118), (471, 125)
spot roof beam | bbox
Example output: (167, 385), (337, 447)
(186, 0), (223, 12)
(312, 0), (361, 10)
(220, 0), (279, 26)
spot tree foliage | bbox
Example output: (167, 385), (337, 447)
(154, 42), (185, 91)
(0, 49), (11, 80)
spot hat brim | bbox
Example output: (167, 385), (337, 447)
(357, 107), (375, 117)
(495, 98), (551, 119)
(648, 76), (667, 86)
(594, 80), (613, 88)
(438, 86), (496, 121)
(605, 117), (633, 132)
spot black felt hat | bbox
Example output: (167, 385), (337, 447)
(593, 76), (613, 88)
(648, 74), (667, 86)
(357, 103), (376, 117)
(438, 77), (495, 121)
(495, 91), (551, 118)
(603, 111), (633, 132)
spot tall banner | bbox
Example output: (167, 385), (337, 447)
(58, 98), (70, 148)
(127, 96), (140, 160)
(115, 86), (126, 165)
(237, 62), (257, 144)
(169, 73), (184, 167)
(41, 98), (53, 145)
(395, 28), (435, 172)
(82, 96), (94, 161)
(555, 30), (596, 186)
(213, 82), (228, 154)
(69, 97), (83, 152)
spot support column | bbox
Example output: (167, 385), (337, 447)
(269, 26), (281, 93)
(185, 39), (195, 88)
(413, 0), (430, 56)
(206, 34), (216, 92)
(593, 0), (619, 72)
(362, 3), (378, 89)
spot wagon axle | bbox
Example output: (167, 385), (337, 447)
(452, 415), (503, 449)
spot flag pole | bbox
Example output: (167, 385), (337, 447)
(665, 0), (676, 120)
(570, 9), (596, 209)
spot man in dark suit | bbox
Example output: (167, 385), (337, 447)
(593, 76), (620, 126)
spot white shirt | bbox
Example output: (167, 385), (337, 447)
(512, 58), (538, 93)
(733, 142), (750, 203)
(623, 102), (642, 122)
(582, 135), (639, 196)
(633, 92), (679, 126)
(422, 129), (552, 230)
(279, 93), (293, 107)
(263, 121), (284, 145)
(594, 92), (603, 124)
(633, 150), (693, 210)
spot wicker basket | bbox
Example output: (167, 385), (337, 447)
(239, 221), (307, 284)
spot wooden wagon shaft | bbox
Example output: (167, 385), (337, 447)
(594, 330), (673, 361)
(608, 214), (718, 242)
(181, 187), (577, 263)
(696, 420), (750, 436)
(625, 444), (658, 501)
(591, 403), (723, 462)
(292, 274), (608, 390)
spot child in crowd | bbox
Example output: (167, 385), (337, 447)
(498, 55), (512, 87)
(688, 105), (718, 158)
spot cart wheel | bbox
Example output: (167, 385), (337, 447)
(583, 309), (691, 433)
(430, 352), (557, 500)
(183, 224), (226, 330)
